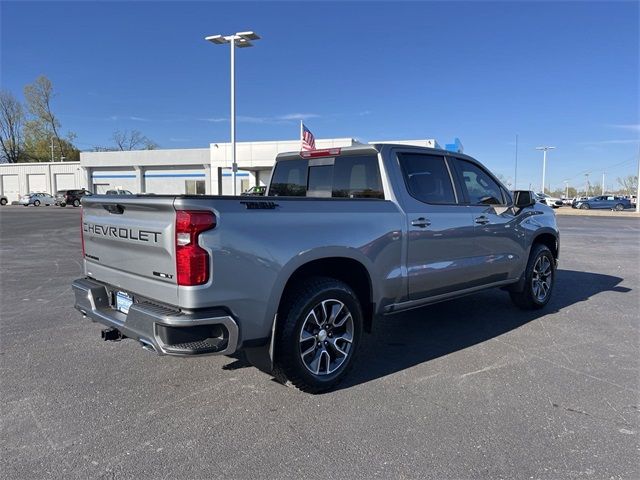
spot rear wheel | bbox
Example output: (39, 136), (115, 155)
(273, 277), (363, 393)
(33, 200), (41, 207)
(614, 203), (624, 211)
(59, 202), (66, 207)
(73, 199), (80, 207)
(580, 203), (590, 210)
(510, 244), (555, 310)
(0, 198), (6, 206)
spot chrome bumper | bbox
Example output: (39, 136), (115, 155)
(72, 277), (239, 356)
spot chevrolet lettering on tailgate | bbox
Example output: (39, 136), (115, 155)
(83, 223), (162, 243)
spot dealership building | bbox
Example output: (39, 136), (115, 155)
(0, 137), (460, 202)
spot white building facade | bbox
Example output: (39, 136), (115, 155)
(1, 137), (459, 200)
(0, 161), (84, 203)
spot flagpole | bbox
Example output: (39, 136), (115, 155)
(300, 120), (303, 149)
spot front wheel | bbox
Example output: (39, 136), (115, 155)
(614, 203), (624, 211)
(510, 244), (555, 310)
(73, 199), (80, 207)
(0, 198), (6, 206)
(580, 203), (590, 210)
(273, 277), (363, 393)
(33, 200), (41, 207)
(59, 202), (66, 207)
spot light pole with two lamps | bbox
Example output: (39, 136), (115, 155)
(535, 146), (556, 194)
(205, 31), (260, 195)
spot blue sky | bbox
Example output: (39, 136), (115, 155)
(2, 1), (638, 191)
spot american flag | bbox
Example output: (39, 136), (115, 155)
(301, 123), (316, 151)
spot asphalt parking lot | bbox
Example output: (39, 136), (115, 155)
(1, 206), (638, 479)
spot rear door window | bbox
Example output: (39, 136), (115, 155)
(397, 153), (457, 204)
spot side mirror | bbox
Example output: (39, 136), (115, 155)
(513, 190), (536, 209)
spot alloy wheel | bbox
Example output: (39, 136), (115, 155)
(299, 299), (354, 376)
(532, 256), (552, 302)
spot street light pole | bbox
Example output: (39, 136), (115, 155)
(535, 146), (556, 194)
(205, 31), (260, 196)
(636, 147), (640, 213)
(564, 180), (569, 199)
(602, 172), (606, 195)
(230, 37), (236, 195)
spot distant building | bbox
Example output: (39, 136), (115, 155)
(0, 137), (460, 200)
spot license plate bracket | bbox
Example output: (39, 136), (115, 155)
(115, 291), (133, 314)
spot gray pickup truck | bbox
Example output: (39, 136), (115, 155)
(73, 144), (559, 392)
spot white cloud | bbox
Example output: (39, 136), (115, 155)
(277, 113), (320, 121)
(606, 124), (640, 132)
(579, 139), (640, 146)
(200, 117), (228, 123)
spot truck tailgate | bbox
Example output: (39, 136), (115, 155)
(81, 195), (178, 304)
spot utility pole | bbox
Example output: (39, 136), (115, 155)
(50, 137), (54, 163)
(564, 180), (569, 199)
(602, 172), (606, 195)
(584, 173), (590, 197)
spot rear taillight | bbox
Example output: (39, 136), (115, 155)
(80, 208), (85, 257)
(175, 210), (216, 286)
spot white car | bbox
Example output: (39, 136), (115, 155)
(535, 193), (563, 208)
(18, 192), (55, 206)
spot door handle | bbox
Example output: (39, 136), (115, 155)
(411, 217), (431, 228)
(475, 215), (490, 225)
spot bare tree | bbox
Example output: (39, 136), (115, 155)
(0, 90), (24, 163)
(112, 129), (158, 151)
(617, 175), (639, 195)
(24, 76), (68, 159)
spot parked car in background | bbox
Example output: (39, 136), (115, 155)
(241, 185), (267, 196)
(574, 195), (632, 211)
(0, 195), (7, 206)
(571, 196), (589, 208)
(561, 197), (573, 206)
(535, 193), (563, 208)
(19, 192), (55, 207)
(105, 189), (133, 195)
(56, 189), (92, 207)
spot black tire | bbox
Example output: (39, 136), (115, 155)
(73, 199), (80, 207)
(273, 277), (363, 393)
(33, 200), (40, 207)
(0, 198), (6, 206)
(510, 244), (555, 310)
(580, 203), (590, 210)
(614, 203), (624, 211)
(60, 202), (66, 207)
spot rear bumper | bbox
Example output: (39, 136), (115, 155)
(72, 277), (238, 356)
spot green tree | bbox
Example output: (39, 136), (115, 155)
(22, 75), (79, 162)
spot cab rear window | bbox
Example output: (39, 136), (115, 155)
(269, 155), (384, 199)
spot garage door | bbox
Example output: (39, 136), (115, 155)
(1, 175), (20, 203)
(55, 173), (76, 192)
(27, 174), (47, 193)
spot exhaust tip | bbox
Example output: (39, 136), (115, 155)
(139, 339), (157, 353)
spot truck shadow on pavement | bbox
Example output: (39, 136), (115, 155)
(337, 269), (631, 391)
